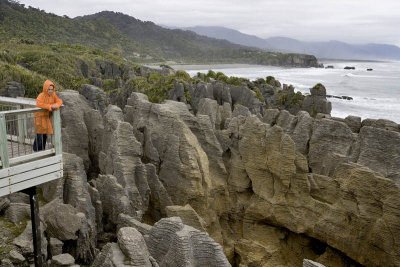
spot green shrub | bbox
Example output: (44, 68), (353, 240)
(206, 70), (216, 78)
(312, 83), (324, 89)
(291, 91), (303, 105)
(215, 72), (228, 82)
(266, 76), (275, 85)
(103, 79), (117, 90)
(254, 88), (264, 102)
(175, 70), (191, 81)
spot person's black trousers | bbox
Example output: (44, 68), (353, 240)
(33, 134), (47, 151)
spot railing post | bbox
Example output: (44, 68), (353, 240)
(53, 109), (62, 155)
(0, 113), (9, 168)
(17, 105), (25, 144)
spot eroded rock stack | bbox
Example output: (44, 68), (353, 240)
(1, 84), (399, 267)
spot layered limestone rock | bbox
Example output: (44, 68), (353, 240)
(3, 87), (399, 266)
(40, 153), (97, 263)
(302, 84), (332, 116)
(124, 93), (227, 243)
(228, 115), (400, 266)
(146, 217), (230, 267)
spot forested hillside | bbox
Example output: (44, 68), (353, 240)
(0, 0), (319, 66)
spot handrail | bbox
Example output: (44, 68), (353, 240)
(0, 96), (63, 170)
(0, 96), (36, 106)
(0, 107), (44, 115)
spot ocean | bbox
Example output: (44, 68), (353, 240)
(171, 61), (400, 123)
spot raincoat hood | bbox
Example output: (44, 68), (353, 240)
(43, 80), (56, 95)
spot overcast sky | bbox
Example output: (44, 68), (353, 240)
(17, 0), (400, 46)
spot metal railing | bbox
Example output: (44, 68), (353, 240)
(0, 97), (62, 168)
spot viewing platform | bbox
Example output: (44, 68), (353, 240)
(0, 96), (63, 197)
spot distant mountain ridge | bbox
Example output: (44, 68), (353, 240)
(184, 26), (400, 60)
(0, 1), (321, 67)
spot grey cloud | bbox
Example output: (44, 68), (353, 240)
(17, 0), (400, 46)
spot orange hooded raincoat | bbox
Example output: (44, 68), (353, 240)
(34, 80), (63, 134)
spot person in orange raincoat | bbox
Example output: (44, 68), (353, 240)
(33, 80), (63, 151)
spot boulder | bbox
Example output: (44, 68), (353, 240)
(9, 250), (25, 264)
(8, 192), (29, 204)
(50, 253), (75, 267)
(49, 238), (63, 257)
(41, 153), (97, 263)
(40, 200), (82, 241)
(13, 221), (47, 259)
(0, 259), (14, 267)
(4, 203), (30, 223)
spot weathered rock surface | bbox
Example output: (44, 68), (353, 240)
(166, 204), (207, 232)
(4, 203), (30, 223)
(13, 221), (47, 259)
(40, 200), (82, 241)
(302, 84), (332, 116)
(81, 84), (108, 114)
(49, 238), (63, 257)
(51, 253), (75, 267)
(41, 153), (97, 263)
(357, 126), (400, 184)
(117, 227), (152, 266)
(146, 217), (230, 266)
(117, 213), (152, 236)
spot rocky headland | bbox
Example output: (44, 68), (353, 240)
(1, 65), (400, 267)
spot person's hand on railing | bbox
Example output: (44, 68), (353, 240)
(51, 104), (58, 110)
